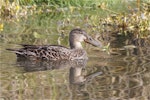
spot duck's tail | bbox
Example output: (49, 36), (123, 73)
(6, 48), (23, 55)
(6, 48), (18, 52)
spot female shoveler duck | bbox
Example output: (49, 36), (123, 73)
(7, 29), (102, 60)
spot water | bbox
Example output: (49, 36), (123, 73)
(0, 10), (150, 100)
(1, 42), (150, 100)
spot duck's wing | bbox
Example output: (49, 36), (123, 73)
(7, 45), (71, 60)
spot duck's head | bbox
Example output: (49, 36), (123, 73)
(69, 28), (102, 49)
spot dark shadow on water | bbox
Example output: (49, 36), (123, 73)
(16, 58), (103, 84)
(17, 58), (87, 72)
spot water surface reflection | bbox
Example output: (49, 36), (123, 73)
(1, 43), (150, 100)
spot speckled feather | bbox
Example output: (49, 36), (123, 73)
(7, 44), (87, 60)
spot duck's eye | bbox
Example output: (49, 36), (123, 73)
(89, 37), (92, 41)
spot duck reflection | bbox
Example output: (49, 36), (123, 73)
(17, 58), (87, 83)
(17, 58), (103, 84)
(69, 67), (103, 84)
(69, 66), (86, 84)
(17, 58), (87, 72)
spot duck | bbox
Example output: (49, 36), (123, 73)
(7, 28), (102, 60)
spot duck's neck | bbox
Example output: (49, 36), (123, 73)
(70, 41), (83, 49)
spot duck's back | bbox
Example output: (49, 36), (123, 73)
(7, 44), (87, 60)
